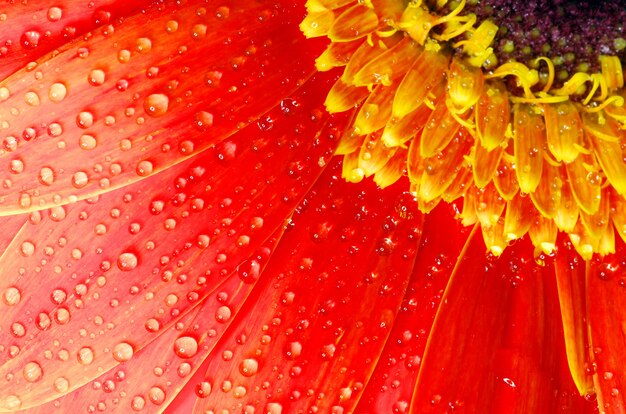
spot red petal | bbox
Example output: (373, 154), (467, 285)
(411, 233), (594, 413)
(354, 203), (472, 413)
(180, 163), (425, 413)
(0, 73), (343, 411)
(0, 0), (324, 214)
(554, 235), (594, 395)
(0, 0), (149, 79)
(587, 238), (626, 413)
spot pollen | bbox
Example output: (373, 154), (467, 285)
(302, 0), (626, 259)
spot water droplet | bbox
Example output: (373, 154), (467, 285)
(117, 252), (138, 271)
(131, 396), (145, 411)
(77, 347), (94, 365)
(53, 377), (69, 393)
(21, 30), (41, 48)
(2, 395), (22, 410)
(88, 69), (106, 86)
(145, 318), (160, 332)
(79, 134), (97, 150)
(215, 306), (232, 323)
(47, 7), (63, 21)
(239, 358), (259, 377)
(72, 171), (89, 188)
(76, 111), (94, 128)
(195, 381), (211, 397)
(24, 91), (40, 106)
(136, 160), (154, 176)
(20, 241), (35, 257)
(143, 94), (169, 117)
(191, 24), (207, 40)
(174, 336), (198, 359)
(3, 287), (20, 305)
(48, 83), (67, 102)
(136, 37), (152, 53)
(148, 386), (165, 405)
(23, 361), (43, 382)
(112, 342), (134, 362)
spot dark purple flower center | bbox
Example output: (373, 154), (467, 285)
(447, 0), (626, 80)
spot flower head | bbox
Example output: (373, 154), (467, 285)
(0, 1), (623, 413)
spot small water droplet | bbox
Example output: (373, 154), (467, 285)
(112, 342), (134, 362)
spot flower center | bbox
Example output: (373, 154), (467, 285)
(301, 0), (626, 260)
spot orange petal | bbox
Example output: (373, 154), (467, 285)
(555, 168), (580, 233)
(358, 130), (398, 177)
(0, 0), (324, 215)
(188, 162), (425, 413)
(412, 232), (596, 413)
(373, 147), (408, 188)
(447, 58), (484, 111)
(589, 131), (626, 196)
(325, 78), (370, 113)
(0, 74), (344, 410)
(315, 38), (363, 71)
(354, 204), (471, 413)
(503, 193), (534, 241)
(381, 103), (432, 147)
(354, 84), (396, 134)
(513, 104), (544, 194)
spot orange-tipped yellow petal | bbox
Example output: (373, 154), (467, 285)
(393, 49), (449, 118)
(530, 162), (562, 219)
(475, 81), (510, 151)
(513, 104), (545, 194)
(328, 3), (379, 42)
(504, 193), (534, 241)
(473, 142), (503, 189)
(420, 97), (462, 158)
(543, 101), (582, 163)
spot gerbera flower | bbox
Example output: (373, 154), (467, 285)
(0, 0), (623, 413)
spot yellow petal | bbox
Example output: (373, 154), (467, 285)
(358, 130), (397, 176)
(473, 183), (505, 228)
(554, 169), (579, 233)
(542, 101), (582, 163)
(393, 48), (449, 118)
(513, 104), (544, 194)
(329, 3), (379, 42)
(475, 81), (510, 151)
(354, 84), (396, 134)
(420, 99), (462, 158)
(373, 147), (408, 188)
(447, 58), (484, 111)
(381, 103), (432, 147)
(316, 39), (364, 71)
(529, 161), (562, 219)
(493, 152), (519, 201)
(589, 130), (626, 196)
(504, 193), (533, 241)
(353, 36), (421, 87)
(564, 152), (601, 215)
(473, 142), (503, 189)
(325, 79), (370, 113)
(529, 215), (557, 255)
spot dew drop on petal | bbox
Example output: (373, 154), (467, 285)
(148, 386), (165, 405)
(88, 69), (106, 86)
(79, 134), (97, 150)
(191, 24), (207, 39)
(131, 396), (145, 411)
(239, 358), (259, 377)
(77, 347), (94, 365)
(117, 252), (138, 271)
(47, 7), (63, 22)
(1, 395), (22, 410)
(136, 37), (152, 53)
(48, 83), (67, 102)
(39, 167), (55, 186)
(23, 361), (42, 382)
(215, 306), (232, 323)
(195, 381), (211, 398)
(3, 287), (21, 306)
(143, 94), (168, 117)
(174, 336), (198, 359)
(136, 160), (154, 176)
(165, 20), (178, 33)
(112, 342), (134, 362)
(72, 171), (89, 188)
(20, 241), (35, 257)
(24, 91), (40, 106)
(53, 377), (69, 393)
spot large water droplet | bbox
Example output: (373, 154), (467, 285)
(174, 336), (198, 359)
(117, 252), (138, 271)
(112, 342), (134, 362)
(143, 94), (169, 117)
(23, 361), (43, 382)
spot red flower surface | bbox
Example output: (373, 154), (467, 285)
(0, 1), (624, 413)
